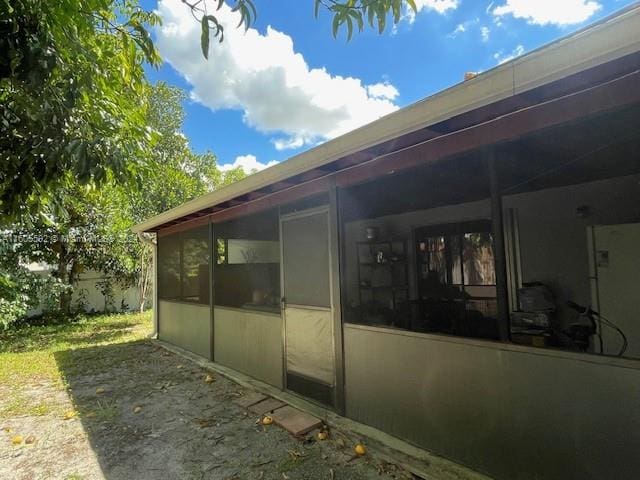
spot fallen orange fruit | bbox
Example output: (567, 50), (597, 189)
(261, 415), (273, 426)
(354, 444), (366, 456)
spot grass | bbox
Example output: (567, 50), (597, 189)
(0, 311), (152, 419)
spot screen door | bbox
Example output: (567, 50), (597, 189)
(280, 207), (335, 406)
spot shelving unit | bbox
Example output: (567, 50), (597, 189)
(356, 239), (409, 325)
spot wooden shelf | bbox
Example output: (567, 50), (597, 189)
(357, 238), (409, 325)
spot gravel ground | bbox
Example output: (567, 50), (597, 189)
(1, 340), (412, 480)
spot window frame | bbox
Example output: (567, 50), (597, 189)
(415, 219), (496, 291)
(157, 224), (211, 305)
(212, 209), (281, 313)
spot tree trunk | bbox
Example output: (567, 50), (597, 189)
(57, 256), (82, 316)
(138, 243), (152, 313)
(56, 252), (73, 315)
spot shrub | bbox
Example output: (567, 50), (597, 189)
(0, 267), (42, 329)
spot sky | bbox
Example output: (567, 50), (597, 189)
(140, 0), (634, 173)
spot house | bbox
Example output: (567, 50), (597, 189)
(133, 6), (640, 480)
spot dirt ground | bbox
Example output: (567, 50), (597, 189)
(0, 340), (412, 480)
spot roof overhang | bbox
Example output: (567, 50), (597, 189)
(133, 3), (640, 234)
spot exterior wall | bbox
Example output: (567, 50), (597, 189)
(151, 174), (640, 480)
(213, 307), (283, 388)
(344, 324), (640, 480)
(159, 300), (211, 359)
(341, 176), (640, 478)
(503, 174), (640, 308)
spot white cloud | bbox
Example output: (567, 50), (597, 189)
(449, 23), (467, 37)
(447, 18), (482, 39)
(416, 0), (459, 14)
(492, 0), (601, 26)
(155, 0), (400, 150)
(220, 154), (279, 173)
(480, 26), (490, 42)
(366, 82), (399, 101)
(493, 44), (525, 64)
(405, 0), (459, 23)
(272, 137), (305, 151)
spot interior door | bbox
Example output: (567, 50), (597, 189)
(281, 207), (336, 406)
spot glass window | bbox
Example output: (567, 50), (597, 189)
(214, 209), (280, 313)
(157, 224), (211, 305)
(414, 221), (498, 339)
(345, 219), (498, 340)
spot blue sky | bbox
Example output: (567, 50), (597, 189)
(141, 0), (633, 172)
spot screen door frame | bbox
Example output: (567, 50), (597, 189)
(279, 204), (343, 409)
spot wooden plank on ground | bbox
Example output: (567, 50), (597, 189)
(270, 405), (323, 436)
(233, 391), (268, 409)
(247, 398), (287, 416)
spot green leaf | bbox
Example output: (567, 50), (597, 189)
(332, 14), (341, 39)
(377, 5), (386, 33)
(392, 0), (401, 24)
(246, 0), (257, 23)
(201, 16), (210, 60)
(348, 10), (364, 32)
(314, 0), (321, 18)
(367, 6), (376, 27)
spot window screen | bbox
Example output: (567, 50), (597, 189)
(214, 209), (280, 313)
(157, 224), (210, 305)
(281, 211), (330, 308)
(182, 225), (210, 304)
(158, 232), (181, 300)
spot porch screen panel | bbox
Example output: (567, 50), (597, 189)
(158, 232), (181, 300)
(157, 224), (210, 304)
(282, 212), (331, 308)
(214, 209), (280, 312)
(182, 224), (210, 304)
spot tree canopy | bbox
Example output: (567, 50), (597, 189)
(1, 0), (418, 220)
(1, 82), (245, 322)
(190, 0), (419, 58)
(0, 0), (160, 220)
